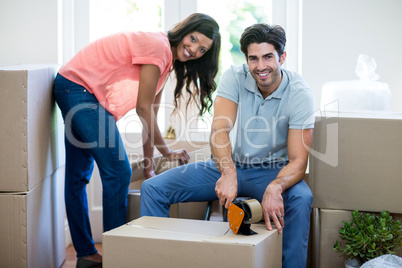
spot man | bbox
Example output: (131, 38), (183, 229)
(140, 23), (315, 268)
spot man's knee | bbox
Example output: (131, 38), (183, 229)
(140, 179), (151, 196)
(140, 178), (160, 198)
(300, 186), (313, 207)
(286, 182), (313, 209)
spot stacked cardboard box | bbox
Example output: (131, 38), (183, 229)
(311, 208), (402, 268)
(309, 111), (402, 267)
(0, 65), (65, 267)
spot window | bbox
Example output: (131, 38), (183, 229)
(86, 0), (273, 140)
(89, 0), (165, 134)
(198, 0), (272, 69)
(184, 0), (273, 139)
(89, 0), (163, 41)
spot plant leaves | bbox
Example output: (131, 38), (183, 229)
(333, 210), (402, 264)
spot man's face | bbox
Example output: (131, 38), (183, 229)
(246, 42), (286, 97)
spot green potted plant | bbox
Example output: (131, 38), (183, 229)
(333, 210), (402, 267)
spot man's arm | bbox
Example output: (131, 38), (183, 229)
(262, 128), (313, 234)
(210, 96), (238, 208)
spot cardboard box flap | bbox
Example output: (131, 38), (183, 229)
(0, 191), (28, 195)
(111, 217), (279, 247)
(206, 224), (278, 246)
(0, 64), (59, 71)
(128, 216), (230, 236)
(130, 146), (211, 185)
(105, 224), (214, 242)
(320, 110), (402, 120)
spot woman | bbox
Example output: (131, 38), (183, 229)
(54, 13), (220, 267)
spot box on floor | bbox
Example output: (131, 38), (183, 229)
(309, 112), (402, 213)
(0, 167), (66, 268)
(128, 146), (217, 221)
(311, 208), (402, 268)
(0, 64), (63, 192)
(103, 216), (282, 268)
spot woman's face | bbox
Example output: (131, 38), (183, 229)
(174, 31), (213, 62)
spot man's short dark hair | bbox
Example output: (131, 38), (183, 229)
(240, 24), (286, 58)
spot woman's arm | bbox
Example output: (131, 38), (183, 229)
(142, 88), (163, 179)
(141, 89), (161, 178)
(136, 64), (189, 164)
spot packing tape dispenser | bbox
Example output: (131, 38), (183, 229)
(227, 198), (262, 235)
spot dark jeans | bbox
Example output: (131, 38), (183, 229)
(54, 74), (131, 258)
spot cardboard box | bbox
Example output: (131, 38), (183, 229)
(311, 208), (402, 268)
(309, 112), (402, 213)
(0, 64), (60, 192)
(103, 216), (282, 268)
(127, 190), (210, 221)
(129, 145), (211, 189)
(0, 166), (66, 268)
(128, 146), (213, 221)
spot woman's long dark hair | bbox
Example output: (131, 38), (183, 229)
(168, 13), (221, 116)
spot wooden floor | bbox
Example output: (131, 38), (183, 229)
(61, 243), (102, 268)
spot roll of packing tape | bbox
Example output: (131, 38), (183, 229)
(242, 199), (262, 224)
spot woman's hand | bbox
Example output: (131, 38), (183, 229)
(143, 168), (156, 180)
(165, 149), (190, 165)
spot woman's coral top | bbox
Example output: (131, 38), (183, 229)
(59, 31), (173, 120)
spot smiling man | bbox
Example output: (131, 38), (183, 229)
(140, 23), (315, 268)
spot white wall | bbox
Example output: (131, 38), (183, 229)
(301, 0), (402, 111)
(0, 0), (59, 65)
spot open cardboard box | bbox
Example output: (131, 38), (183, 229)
(103, 216), (282, 268)
(127, 142), (218, 221)
(127, 139), (211, 190)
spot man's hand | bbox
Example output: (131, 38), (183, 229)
(261, 183), (285, 234)
(260, 128), (313, 234)
(215, 173), (238, 208)
(165, 149), (190, 165)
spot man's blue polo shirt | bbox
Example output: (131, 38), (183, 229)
(216, 63), (315, 165)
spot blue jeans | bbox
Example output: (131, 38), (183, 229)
(140, 160), (312, 268)
(53, 74), (132, 258)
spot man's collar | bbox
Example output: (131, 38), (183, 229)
(269, 70), (288, 99)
